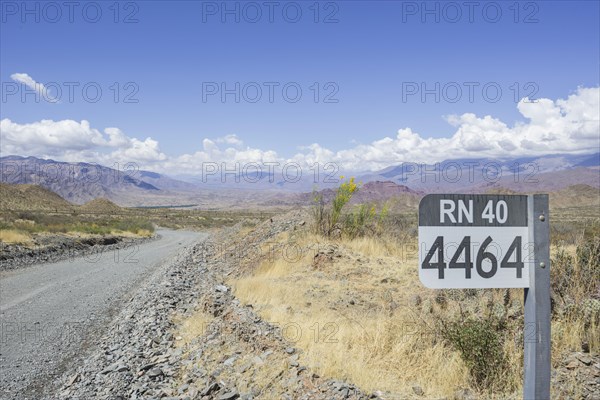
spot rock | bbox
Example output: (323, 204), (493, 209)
(412, 385), (424, 396)
(115, 364), (129, 372)
(139, 363), (156, 371)
(224, 356), (237, 366)
(66, 373), (80, 387)
(285, 347), (295, 354)
(218, 390), (240, 399)
(100, 364), (116, 374)
(147, 367), (163, 378)
(453, 388), (476, 400)
(215, 285), (229, 293)
(576, 353), (593, 365)
(178, 383), (189, 393)
(201, 382), (220, 396)
(411, 295), (422, 306)
(252, 356), (264, 366)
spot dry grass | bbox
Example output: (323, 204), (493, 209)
(172, 308), (213, 348)
(0, 229), (33, 245)
(230, 223), (599, 398)
(231, 232), (478, 398)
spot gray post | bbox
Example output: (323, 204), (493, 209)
(524, 194), (551, 399)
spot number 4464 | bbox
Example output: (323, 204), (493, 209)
(422, 236), (524, 279)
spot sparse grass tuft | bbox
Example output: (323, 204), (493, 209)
(0, 229), (33, 245)
(173, 308), (213, 348)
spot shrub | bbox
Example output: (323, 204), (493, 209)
(311, 189), (326, 235)
(442, 315), (509, 390)
(312, 177), (359, 237)
(344, 203), (376, 239)
(551, 246), (575, 303)
(552, 237), (600, 307)
(344, 201), (390, 239)
(576, 236), (600, 298)
(330, 177), (358, 234)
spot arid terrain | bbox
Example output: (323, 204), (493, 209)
(1, 178), (598, 399)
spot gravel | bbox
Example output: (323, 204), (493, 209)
(0, 229), (204, 400)
(44, 214), (376, 399)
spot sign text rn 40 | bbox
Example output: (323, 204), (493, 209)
(439, 198), (510, 224)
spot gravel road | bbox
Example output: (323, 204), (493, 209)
(0, 229), (205, 399)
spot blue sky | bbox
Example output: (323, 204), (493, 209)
(1, 1), (599, 172)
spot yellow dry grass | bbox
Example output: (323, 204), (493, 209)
(172, 308), (213, 348)
(0, 229), (33, 245)
(230, 229), (598, 398)
(231, 232), (476, 398)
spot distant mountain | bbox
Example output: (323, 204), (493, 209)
(1, 153), (598, 207)
(0, 156), (197, 206)
(268, 180), (422, 211)
(359, 153), (600, 193)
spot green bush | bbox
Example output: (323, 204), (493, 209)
(551, 246), (575, 302)
(312, 177), (359, 237)
(343, 201), (390, 239)
(552, 237), (600, 308)
(576, 236), (600, 298)
(442, 315), (509, 390)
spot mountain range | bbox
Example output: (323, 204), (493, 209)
(0, 154), (598, 207)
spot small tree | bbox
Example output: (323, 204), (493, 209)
(312, 177), (359, 237)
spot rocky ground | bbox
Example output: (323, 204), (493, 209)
(51, 212), (376, 399)
(0, 233), (157, 271)
(554, 352), (600, 399)
(48, 210), (600, 399)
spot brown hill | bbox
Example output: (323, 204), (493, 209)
(285, 181), (422, 211)
(550, 184), (600, 209)
(79, 198), (124, 214)
(485, 187), (520, 195)
(0, 183), (74, 211)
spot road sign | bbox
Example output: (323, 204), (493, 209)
(418, 193), (551, 399)
(418, 194), (531, 289)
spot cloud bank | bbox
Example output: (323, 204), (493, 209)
(1, 87), (598, 174)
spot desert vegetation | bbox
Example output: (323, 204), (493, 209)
(0, 183), (275, 247)
(227, 179), (600, 398)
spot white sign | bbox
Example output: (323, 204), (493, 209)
(418, 194), (532, 289)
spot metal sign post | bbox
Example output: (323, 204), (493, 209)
(524, 194), (551, 400)
(418, 193), (551, 398)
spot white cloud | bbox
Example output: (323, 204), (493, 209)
(215, 134), (244, 147)
(10, 73), (58, 103)
(1, 86), (598, 174)
(0, 119), (167, 167)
